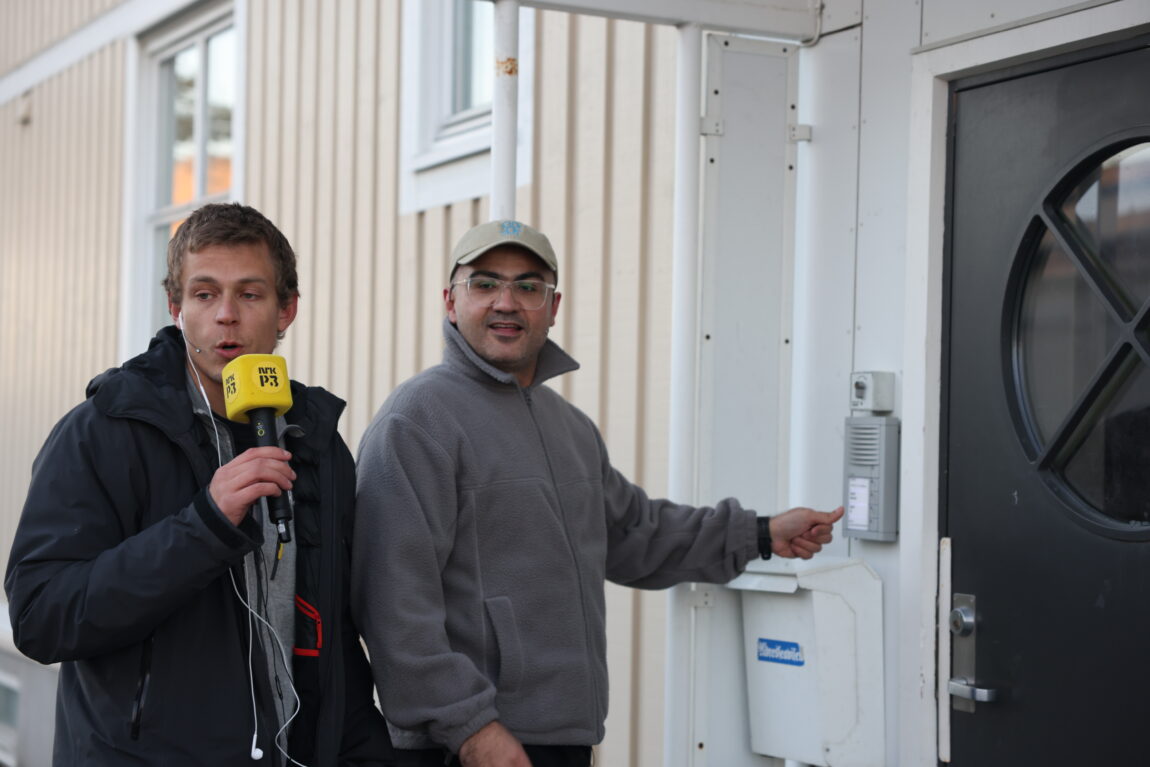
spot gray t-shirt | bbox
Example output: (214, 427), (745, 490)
(186, 370), (297, 739)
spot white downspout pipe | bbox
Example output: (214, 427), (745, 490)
(664, 22), (703, 767)
(491, 0), (519, 221)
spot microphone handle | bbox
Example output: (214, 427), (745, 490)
(247, 407), (292, 543)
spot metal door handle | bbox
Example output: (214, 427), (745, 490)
(948, 677), (999, 703)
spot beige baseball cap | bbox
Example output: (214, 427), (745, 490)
(450, 220), (558, 274)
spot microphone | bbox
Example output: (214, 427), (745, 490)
(222, 354), (294, 543)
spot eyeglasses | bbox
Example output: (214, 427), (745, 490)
(451, 277), (556, 310)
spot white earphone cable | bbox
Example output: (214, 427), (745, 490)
(180, 313), (309, 767)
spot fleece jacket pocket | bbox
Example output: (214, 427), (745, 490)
(484, 596), (524, 694)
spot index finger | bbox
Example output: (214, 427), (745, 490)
(229, 446), (292, 465)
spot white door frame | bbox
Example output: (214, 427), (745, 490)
(900, 2), (1150, 764)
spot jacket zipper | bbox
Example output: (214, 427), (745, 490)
(520, 387), (602, 730)
(129, 636), (154, 739)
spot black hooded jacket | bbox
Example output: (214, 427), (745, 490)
(4, 327), (392, 766)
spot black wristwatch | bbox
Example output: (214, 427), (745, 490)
(757, 516), (773, 560)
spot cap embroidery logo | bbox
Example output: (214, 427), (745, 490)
(500, 221), (523, 237)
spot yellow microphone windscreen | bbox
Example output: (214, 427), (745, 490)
(222, 354), (293, 423)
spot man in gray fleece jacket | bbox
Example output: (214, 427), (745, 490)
(352, 220), (844, 767)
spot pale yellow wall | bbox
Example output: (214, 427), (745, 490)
(0, 42), (125, 574)
(0, 0), (126, 75)
(243, 3), (678, 764)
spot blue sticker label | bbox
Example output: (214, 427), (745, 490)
(500, 220), (524, 237)
(757, 638), (805, 666)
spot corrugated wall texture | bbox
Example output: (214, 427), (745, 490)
(0, 42), (125, 575)
(242, 3), (678, 765)
(0, 0), (127, 76)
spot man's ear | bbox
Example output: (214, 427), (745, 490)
(445, 285), (458, 324)
(277, 294), (299, 334)
(549, 291), (562, 325)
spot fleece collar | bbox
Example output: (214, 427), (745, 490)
(441, 317), (579, 390)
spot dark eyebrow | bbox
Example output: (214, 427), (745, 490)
(468, 269), (549, 281)
(187, 276), (271, 286)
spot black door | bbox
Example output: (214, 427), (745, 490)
(945, 37), (1150, 765)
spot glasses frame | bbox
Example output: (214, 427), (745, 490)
(451, 276), (557, 310)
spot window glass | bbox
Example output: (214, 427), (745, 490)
(1018, 229), (1120, 443)
(160, 46), (198, 207)
(154, 221), (183, 329)
(454, 0), (494, 116)
(1063, 142), (1150, 312)
(1063, 360), (1150, 522)
(206, 27), (236, 196)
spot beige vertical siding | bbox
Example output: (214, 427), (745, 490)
(0, 0), (127, 76)
(0, 42), (124, 575)
(243, 4), (677, 765)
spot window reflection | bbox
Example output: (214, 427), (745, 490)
(154, 224), (181, 330)
(160, 47), (198, 207)
(1063, 143), (1150, 312)
(1063, 361), (1150, 522)
(1018, 229), (1120, 443)
(454, 0), (494, 115)
(206, 28), (235, 196)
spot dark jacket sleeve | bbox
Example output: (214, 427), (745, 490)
(4, 403), (258, 664)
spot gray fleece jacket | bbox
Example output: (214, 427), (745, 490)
(352, 319), (758, 753)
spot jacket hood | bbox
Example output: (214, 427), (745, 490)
(86, 326), (199, 442)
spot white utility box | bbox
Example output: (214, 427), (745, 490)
(727, 557), (884, 766)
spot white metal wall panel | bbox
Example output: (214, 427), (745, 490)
(0, 0), (126, 76)
(671, 33), (807, 767)
(0, 43), (124, 578)
(853, 2), (923, 763)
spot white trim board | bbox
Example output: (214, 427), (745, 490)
(527, 0), (813, 36)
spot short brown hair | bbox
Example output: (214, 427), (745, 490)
(163, 202), (300, 307)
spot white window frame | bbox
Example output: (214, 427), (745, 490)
(119, 0), (246, 361)
(399, 0), (535, 213)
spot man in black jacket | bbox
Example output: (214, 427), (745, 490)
(5, 203), (392, 766)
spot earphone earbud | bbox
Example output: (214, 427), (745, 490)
(177, 311), (202, 352)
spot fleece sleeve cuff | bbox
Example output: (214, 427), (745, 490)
(441, 708), (501, 755)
